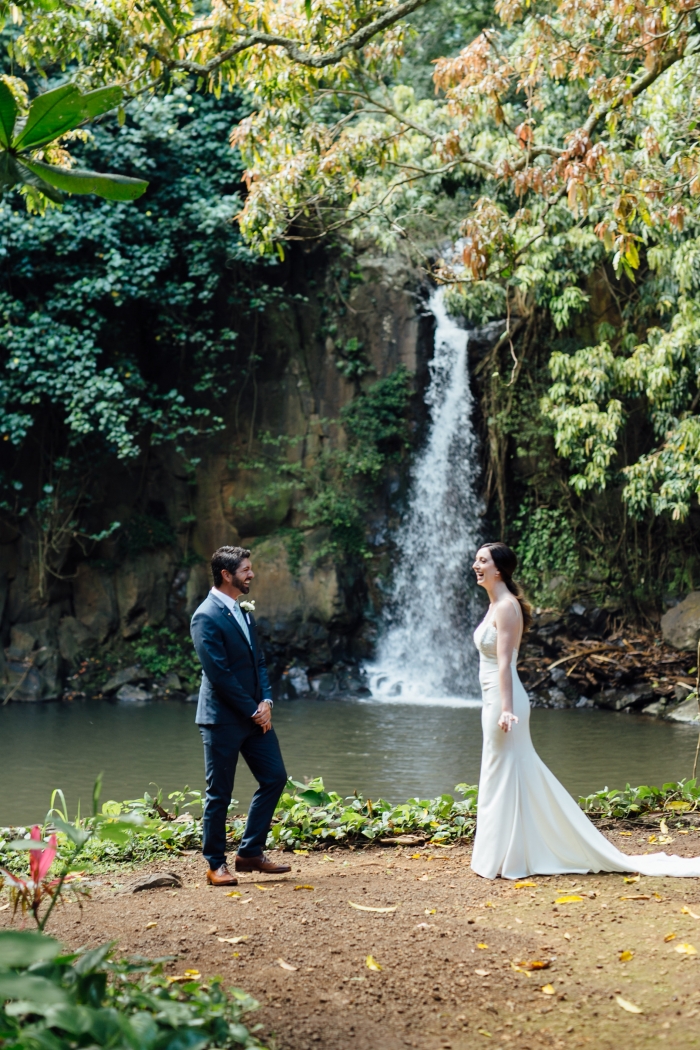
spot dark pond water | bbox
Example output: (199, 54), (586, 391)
(0, 697), (697, 826)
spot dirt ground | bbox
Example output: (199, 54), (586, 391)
(7, 829), (700, 1050)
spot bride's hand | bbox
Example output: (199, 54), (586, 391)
(498, 711), (518, 732)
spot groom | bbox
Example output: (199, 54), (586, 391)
(190, 545), (290, 885)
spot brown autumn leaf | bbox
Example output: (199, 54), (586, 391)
(294, 885), (314, 891)
(664, 932), (676, 942)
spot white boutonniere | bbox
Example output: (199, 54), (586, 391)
(239, 600), (255, 614)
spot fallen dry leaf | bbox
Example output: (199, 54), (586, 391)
(425, 908), (436, 915)
(365, 955), (382, 971)
(665, 800), (691, 811)
(555, 895), (584, 904)
(145, 922), (158, 929)
(619, 950), (634, 962)
(254, 884), (270, 891)
(292, 849), (308, 855)
(476, 1029), (492, 1038)
(619, 831), (632, 836)
(217, 936), (248, 944)
(681, 906), (700, 919)
(474, 969), (490, 977)
(664, 932), (676, 942)
(674, 943), (697, 955)
(276, 958), (298, 972)
(349, 901), (397, 913)
(623, 874), (641, 884)
(660, 819), (669, 835)
(616, 996), (643, 1014)
(620, 894), (651, 901)
(514, 881), (537, 888)
(484, 901), (495, 908)
(410, 853), (422, 859)
(477, 943), (489, 949)
(648, 835), (657, 843)
(513, 959), (550, 971)
(225, 891), (241, 898)
(167, 970), (201, 984)
(541, 984), (555, 995)
(294, 885), (314, 891)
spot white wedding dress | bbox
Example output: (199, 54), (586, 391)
(471, 612), (700, 879)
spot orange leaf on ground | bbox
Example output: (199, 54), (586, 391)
(541, 984), (555, 995)
(294, 885), (314, 891)
(477, 943), (489, 949)
(664, 932), (676, 942)
(619, 950), (634, 962)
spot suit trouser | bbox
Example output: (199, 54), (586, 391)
(199, 721), (287, 868)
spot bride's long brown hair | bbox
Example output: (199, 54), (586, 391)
(480, 542), (533, 634)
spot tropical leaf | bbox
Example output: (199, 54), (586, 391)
(23, 160), (148, 201)
(15, 85), (123, 151)
(150, 0), (177, 34)
(0, 931), (62, 970)
(11, 156), (64, 204)
(12, 83), (77, 150)
(0, 80), (17, 148)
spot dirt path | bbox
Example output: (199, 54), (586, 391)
(8, 829), (700, 1050)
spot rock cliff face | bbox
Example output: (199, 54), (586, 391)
(0, 251), (434, 701)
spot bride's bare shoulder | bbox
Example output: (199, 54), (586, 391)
(494, 596), (521, 626)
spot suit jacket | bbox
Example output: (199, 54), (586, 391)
(190, 590), (271, 725)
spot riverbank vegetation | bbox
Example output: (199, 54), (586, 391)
(2, 777), (699, 881)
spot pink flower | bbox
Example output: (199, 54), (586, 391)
(29, 825), (57, 885)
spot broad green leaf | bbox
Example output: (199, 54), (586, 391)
(52, 815), (91, 846)
(4, 837), (55, 851)
(0, 931), (62, 970)
(80, 87), (123, 122)
(23, 160), (148, 201)
(13, 82), (79, 150)
(0, 973), (68, 1005)
(10, 156), (63, 203)
(0, 80), (17, 148)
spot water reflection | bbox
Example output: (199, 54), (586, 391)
(0, 697), (697, 825)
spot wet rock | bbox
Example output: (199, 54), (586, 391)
(660, 591), (700, 651)
(310, 672), (337, 697)
(58, 616), (96, 666)
(161, 671), (182, 691)
(4, 619), (61, 701)
(103, 665), (150, 694)
(567, 602), (608, 637)
(642, 700), (667, 717)
(131, 872), (182, 892)
(664, 694), (700, 724)
(287, 667), (311, 696)
(549, 666), (580, 703)
(592, 683), (654, 711)
(116, 684), (151, 702)
(74, 563), (119, 642)
(116, 551), (173, 638)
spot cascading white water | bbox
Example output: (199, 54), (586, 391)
(367, 287), (484, 706)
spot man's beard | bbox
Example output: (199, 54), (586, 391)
(234, 577), (250, 594)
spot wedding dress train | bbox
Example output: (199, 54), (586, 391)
(471, 616), (700, 879)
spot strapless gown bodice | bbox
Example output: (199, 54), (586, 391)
(471, 614), (700, 879)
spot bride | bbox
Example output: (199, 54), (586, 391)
(471, 541), (700, 879)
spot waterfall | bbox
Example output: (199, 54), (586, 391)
(367, 287), (484, 706)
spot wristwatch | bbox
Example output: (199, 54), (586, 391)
(262, 698), (273, 707)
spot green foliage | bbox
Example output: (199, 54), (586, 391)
(511, 500), (579, 602)
(0, 78), (148, 208)
(119, 514), (176, 556)
(0, 931), (267, 1050)
(129, 627), (201, 691)
(579, 780), (700, 820)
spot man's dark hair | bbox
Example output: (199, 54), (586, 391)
(211, 546), (251, 587)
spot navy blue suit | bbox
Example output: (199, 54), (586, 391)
(190, 591), (287, 866)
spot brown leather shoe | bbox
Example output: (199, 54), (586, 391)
(206, 863), (239, 886)
(234, 852), (291, 874)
